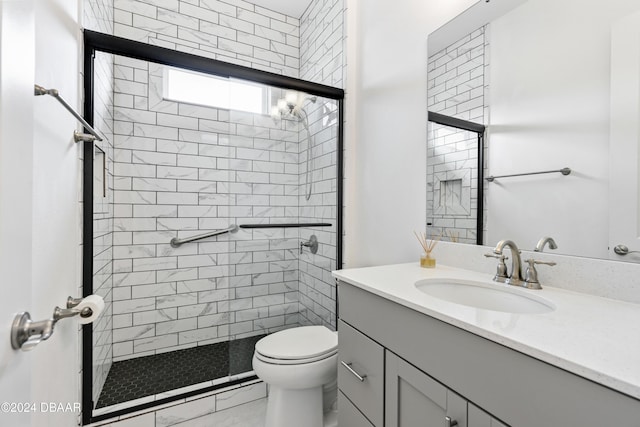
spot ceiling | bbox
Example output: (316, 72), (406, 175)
(248, 0), (314, 18)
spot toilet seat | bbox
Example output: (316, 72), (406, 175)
(254, 326), (338, 365)
(255, 348), (338, 365)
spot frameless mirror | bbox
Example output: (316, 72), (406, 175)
(427, 0), (640, 261)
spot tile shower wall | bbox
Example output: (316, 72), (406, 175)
(297, 99), (339, 329)
(82, 8), (344, 422)
(85, 0), (116, 407)
(92, 51), (116, 404)
(427, 26), (489, 244)
(297, 0), (343, 329)
(112, 0), (300, 78)
(110, 56), (307, 360)
(300, 0), (344, 88)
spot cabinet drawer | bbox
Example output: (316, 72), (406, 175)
(338, 391), (374, 427)
(338, 320), (384, 427)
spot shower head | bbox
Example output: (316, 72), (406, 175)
(271, 91), (317, 122)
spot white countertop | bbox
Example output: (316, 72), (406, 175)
(333, 262), (640, 400)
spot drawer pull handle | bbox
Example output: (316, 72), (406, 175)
(445, 416), (458, 427)
(341, 361), (367, 382)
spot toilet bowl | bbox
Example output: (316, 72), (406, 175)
(252, 326), (338, 427)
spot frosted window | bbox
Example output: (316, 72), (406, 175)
(163, 67), (265, 114)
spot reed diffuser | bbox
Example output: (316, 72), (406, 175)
(414, 230), (441, 268)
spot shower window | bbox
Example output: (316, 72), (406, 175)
(163, 67), (268, 115)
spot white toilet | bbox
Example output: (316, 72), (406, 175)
(252, 325), (338, 427)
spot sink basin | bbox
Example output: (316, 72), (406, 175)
(415, 279), (555, 314)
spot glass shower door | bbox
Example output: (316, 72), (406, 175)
(91, 54), (236, 414)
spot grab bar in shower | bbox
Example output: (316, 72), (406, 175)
(34, 84), (103, 142)
(485, 167), (571, 182)
(170, 224), (239, 248)
(239, 223), (332, 229)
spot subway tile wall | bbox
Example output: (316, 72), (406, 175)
(82, 0), (344, 417)
(112, 0), (301, 78)
(86, 0), (116, 408)
(297, 98), (338, 329)
(85, 0), (114, 36)
(109, 55), (340, 360)
(92, 50), (117, 405)
(297, 0), (343, 329)
(300, 0), (344, 88)
(427, 26), (489, 244)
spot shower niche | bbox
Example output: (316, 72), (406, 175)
(84, 32), (343, 422)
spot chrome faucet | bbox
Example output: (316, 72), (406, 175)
(493, 240), (524, 286)
(534, 236), (557, 252)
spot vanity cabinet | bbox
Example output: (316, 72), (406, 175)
(338, 317), (506, 427)
(385, 350), (469, 427)
(337, 281), (640, 427)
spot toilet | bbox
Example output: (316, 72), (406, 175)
(252, 325), (338, 427)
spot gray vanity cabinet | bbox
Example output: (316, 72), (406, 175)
(385, 350), (468, 427)
(337, 280), (640, 427)
(468, 404), (508, 427)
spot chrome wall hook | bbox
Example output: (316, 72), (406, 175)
(73, 130), (97, 143)
(11, 312), (56, 351)
(10, 297), (95, 351)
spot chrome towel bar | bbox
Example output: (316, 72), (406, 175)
(170, 224), (239, 248)
(486, 167), (571, 182)
(34, 84), (103, 142)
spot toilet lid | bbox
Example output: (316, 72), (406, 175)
(255, 326), (338, 360)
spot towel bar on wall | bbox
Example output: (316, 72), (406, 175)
(34, 84), (103, 142)
(485, 167), (571, 182)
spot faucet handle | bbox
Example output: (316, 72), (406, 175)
(484, 253), (509, 282)
(523, 259), (556, 289)
(484, 252), (506, 259)
(525, 259), (556, 267)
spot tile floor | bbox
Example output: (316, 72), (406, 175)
(93, 382), (339, 427)
(97, 335), (264, 408)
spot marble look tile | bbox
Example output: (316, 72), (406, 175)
(216, 382), (267, 411)
(155, 394), (217, 427)
(171, 398), (266, 427)
(93, 396), (155, 417)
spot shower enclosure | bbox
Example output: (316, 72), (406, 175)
(84, 31), (343, 423)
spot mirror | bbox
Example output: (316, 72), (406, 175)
(427, 0), (640, 261)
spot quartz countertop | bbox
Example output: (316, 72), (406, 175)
(332, 263), (640, 400)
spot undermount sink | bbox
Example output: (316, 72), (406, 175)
(415, 279), (555, 314)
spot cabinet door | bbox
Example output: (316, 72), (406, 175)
(468, 403), (509, 427)
(386, 351), (467, 427)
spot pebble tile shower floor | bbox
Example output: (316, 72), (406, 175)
(96, 335), (265, 408)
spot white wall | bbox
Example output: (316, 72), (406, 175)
(31, 0), (83, 425)
(344, 0), (477, 267)
(0, 1), (35, 426)
(0, 0), (81, 426)
(486, 0), (639, 258)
